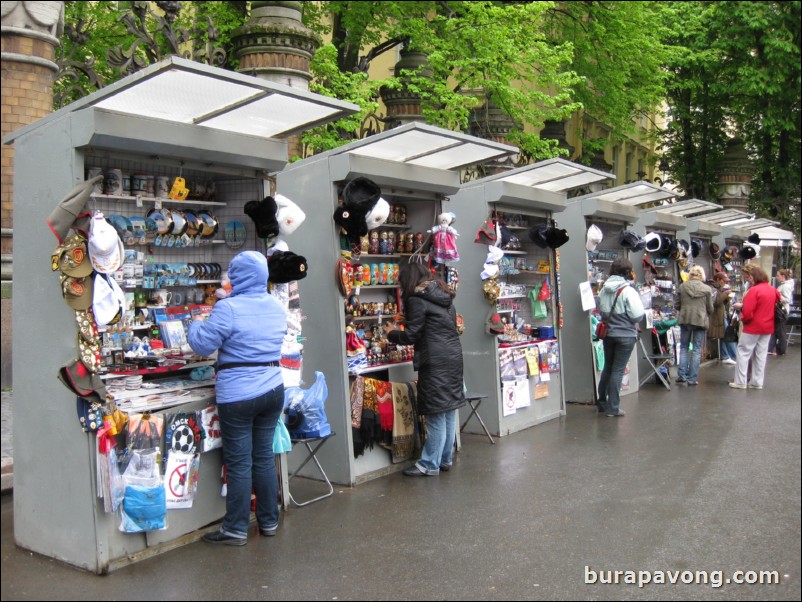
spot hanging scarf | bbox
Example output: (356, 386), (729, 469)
(390, 381), (416, 463)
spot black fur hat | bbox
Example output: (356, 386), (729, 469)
(544, 227), (570, 249)
(342, 177), (381, 214)
(333, 206), (369, 240)
(244, 196), (279, 239)
(267, 250), (308, 284)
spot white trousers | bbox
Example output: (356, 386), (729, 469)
(734, 332), (770, 387)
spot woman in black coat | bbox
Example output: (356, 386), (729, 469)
(384, 262), (465, 477)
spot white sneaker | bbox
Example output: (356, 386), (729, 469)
(722, 358), (736, 365)
(728, 382), (747, 389)
(748, 384), (763, 389)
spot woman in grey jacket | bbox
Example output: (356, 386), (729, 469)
(676, 265), (714, 385)
(384, 263), (465, 476)
(188, 251), (286, 545)
(597, 257), (645, 417)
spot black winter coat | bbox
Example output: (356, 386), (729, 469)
(387, 281), (465, 415)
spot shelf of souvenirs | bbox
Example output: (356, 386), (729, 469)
(355, 284), (400, 290)
(502, 250), (527, 256)
(92, 193), (226, 207)
(346, 314), (393, 321)
(99, 358), (216, 380)
(111, 378), (217, 413)
(498, 337), (558, 349)
(349, 360), (414, 376)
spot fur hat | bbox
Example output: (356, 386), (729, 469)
(747, 233), (761, 245)
(709, 242), (721, 259)
(267, 250), (308, 284)
(274, 194), (306, 236)
(342, 177), (381, 214)
(643, 232), (663, 253)
(545, 227), (570, 249)
(528, 223), (550, 248)
(620, 230), (644, 251)
(365, 197), (390, 230)
(333, 206), (369, 240)
(244, 196), (280, 239)
(739, 244), (758, 260)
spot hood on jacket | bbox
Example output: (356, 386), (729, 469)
(682, 278), (710, 298)
(415, 281), (453, 308)
(601, 275), (630, 294)
(228, 250), (268, 296)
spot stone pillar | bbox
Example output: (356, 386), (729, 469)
(1, 0), (64, 388)
(231, 1), (320, 161)
(380, 47), (430, 128)
(717, 137), (753, 212)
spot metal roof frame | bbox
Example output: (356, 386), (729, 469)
(4, 56), (360, 145)
(570, 180), (680, 207)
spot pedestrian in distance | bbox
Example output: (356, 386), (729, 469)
(709, 271), (737, 365)
(384, 262), (465, 476)
(188, 250), (287, 545)
(596, 257), (645, 417)
(676, 265), (714, 385)
(729, 265), (779, 390)
(768, 268), (794, 356)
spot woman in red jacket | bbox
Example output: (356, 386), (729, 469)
(729, 265), (780, 390)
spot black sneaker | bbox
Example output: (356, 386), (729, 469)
(202, 531), (247, 546)
(439, 464), (451, 472)
(259, 526), (277, 537)
(403, 466), (429, 477)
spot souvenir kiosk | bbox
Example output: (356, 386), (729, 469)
(706, 209), (755, 296)
(452, 159), (613, 436)
(634, 200), (720, 384)
(560, 182), (677, 404)
(4, 57), (359, 573)
(274, 123), (517, 484)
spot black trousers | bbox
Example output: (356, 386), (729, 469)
(768, 318), (788, 354)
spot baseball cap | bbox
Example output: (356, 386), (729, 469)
(88, 213), (124, 274)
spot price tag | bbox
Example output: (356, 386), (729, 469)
(136, 195), (143, 208)
(154, 198), (162, 210)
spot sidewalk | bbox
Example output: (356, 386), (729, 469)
(2, 352), (800, 600)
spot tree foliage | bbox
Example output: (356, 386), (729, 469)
(660, 1), (801, 234)
(302, 1), (673, 159)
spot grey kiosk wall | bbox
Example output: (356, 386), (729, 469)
(452, 159), (613, 436)
(560, 182), (680, 404)
(275, 122), (517, 484)
(3, 57), (358, 573)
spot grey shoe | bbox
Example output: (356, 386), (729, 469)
(202, 531), (247, 546)
(605, 410), (626, 417)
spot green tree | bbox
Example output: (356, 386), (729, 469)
(660, 1), (801, 234)
(302, 1), (674, 159)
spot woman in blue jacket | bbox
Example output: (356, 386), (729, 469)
(597, 257), (645, 417)
(189, 251), (286, 546)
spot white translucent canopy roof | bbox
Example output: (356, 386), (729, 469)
(571, 181), (680, 207)
(5, 56), (360, 144)
(476, 158), (613, 192)
(644, 198), (721, 217)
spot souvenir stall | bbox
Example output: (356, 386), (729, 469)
(451, 159), (613, 436)
(636, 200), (720, 372)
(4, 57), (358, 573)
(274, 123), (517, 484)
(560, 182), (677, 404)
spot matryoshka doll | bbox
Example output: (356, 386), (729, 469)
(369, 231), (380, 254)
(396, 231), (406, 253)
(386, 231), (395, 254)
(405, 232), (415, 253)
(379, 231), (389, 254)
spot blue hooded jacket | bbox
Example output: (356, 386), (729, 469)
(188, 251), (286, 404)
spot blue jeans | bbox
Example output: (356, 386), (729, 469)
(217, 384), (284, 539)
(678, 326), (706, 383)
(720, 339), (738, 360)
(417, 410), (457, 475)
(597, 336), (637, 415)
